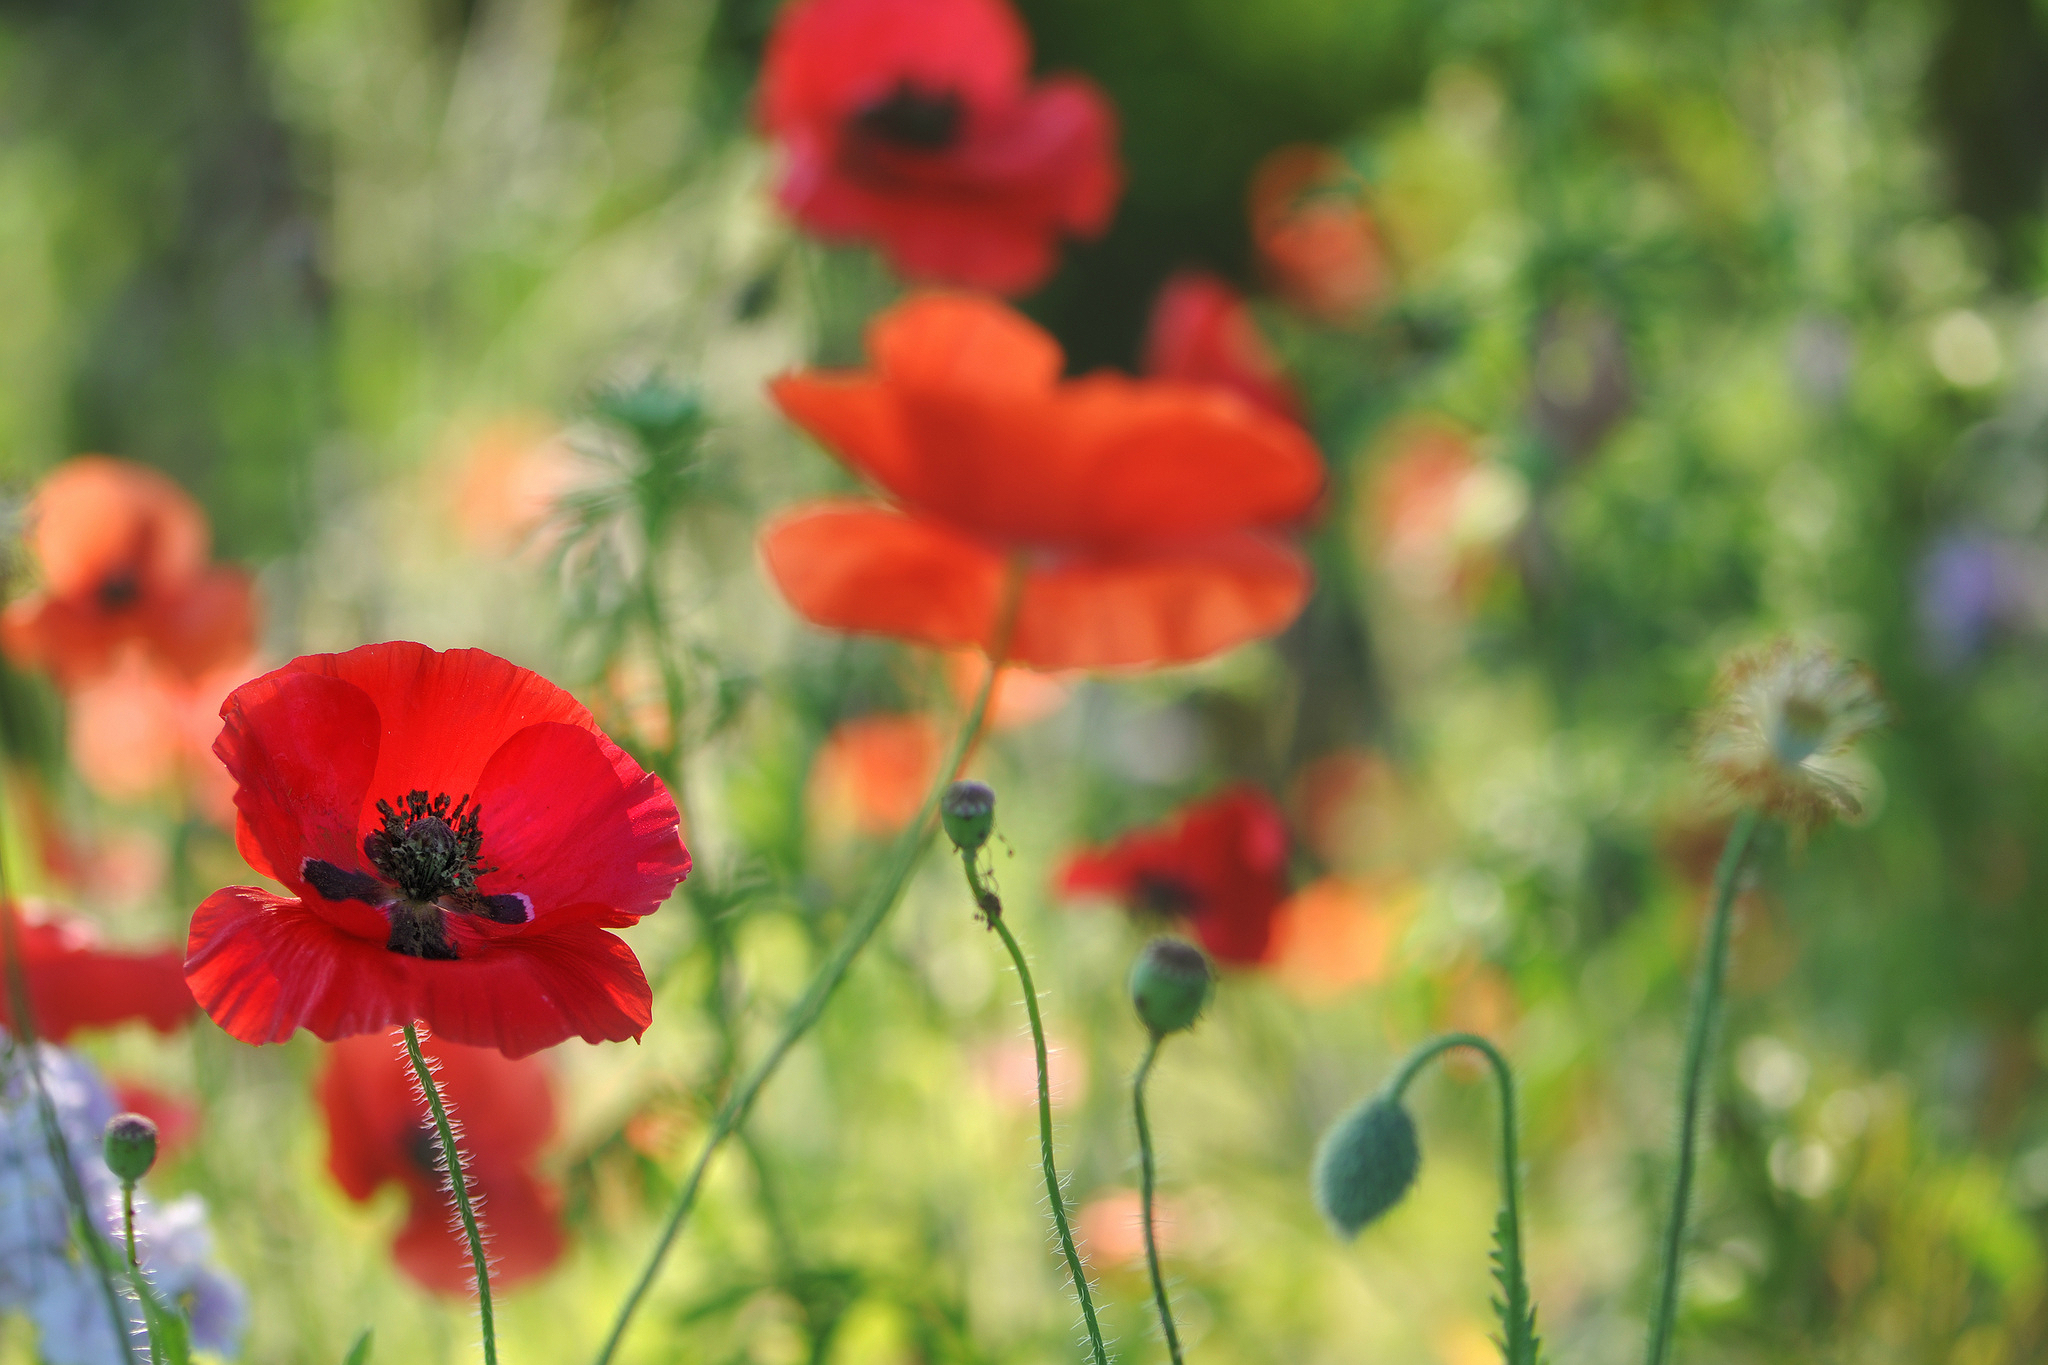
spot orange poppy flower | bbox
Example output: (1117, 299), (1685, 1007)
(807, 713), (944, 837)
(1249, 146), (1389, 323)
(761, 294), (1324, 670)
(67, 651), (259, 823)
(2, 457), (255, 688)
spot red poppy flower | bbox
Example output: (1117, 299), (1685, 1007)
(761, 294), (1324, 671)
(185, 642), (691, 1059)
(0, 903), (195, 1042)
(758, 0), (1121, 294)
(1057, 785), (1291, 965)
(319, 1029), (564, 1295)
(1, 456), (256, 688)
(1142, 271), (1304, 426)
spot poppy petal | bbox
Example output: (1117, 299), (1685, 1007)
(217, 670), (382, 899)
(187, 889), (652, 1058)
(759, 0), (1026, 130)
(27, 457), (210, 600)
(760, 501), (1007, 650)
(271, 644), (599, 823)
(472, 721), (689, 923)
(393, 1167), (565, 1295)
(0, 910), (195, 1043)
(1008, 535), (1313, 670)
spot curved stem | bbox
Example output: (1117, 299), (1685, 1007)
(1390, 1032), (1535, 1365)
(1133, 1035), (1183, 1365)
(402, 1023), (497, 1365)
(986, 908), (1111, 1365)
(592, 565), (1025, 1365)
(1645, 807), (1761, 1365)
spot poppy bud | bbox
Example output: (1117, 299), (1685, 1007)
(941, 780), (996, 855)
(103, 1112), (159, 1184)
(1129, 937), (1213, 1036)
(1312, 1093), (1420, 1238)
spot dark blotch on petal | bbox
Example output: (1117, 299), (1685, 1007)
(302, 858), (389, 906)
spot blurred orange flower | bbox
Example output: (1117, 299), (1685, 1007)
(1076, 1186), (1178, 1266)
(2, 457), (255, 688)
(67, 650), (258, 822)
(449, 414), (583, 554)
(1364, 419), (1525, 602)
(808, 713), (944, 838)
(1266, 877), (1413, 997)
(944, 649), (1072, 729)
(973, 1032), (1087, 1111)
(761, 294), (1324, 670)
(1249, 145), (1389, 323)
(1142, 270), (1304, 425)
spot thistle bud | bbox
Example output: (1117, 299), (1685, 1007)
(102, 1113), (159, 1184)
(1129, 937), (1213, 1037)
(941, 780), (996, 855)
(1312, 1093), (1420, 1238)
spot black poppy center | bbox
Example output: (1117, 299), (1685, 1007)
(850, 80), (964, 151)
(95, 570), (142, 613)
(300, 788), (533, 962)
(366, 791), (492, 902)
(1132, 871), (1200, 920)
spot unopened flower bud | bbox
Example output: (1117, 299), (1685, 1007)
(103, 1113), (159, 1184)
(941, 780), (996, 855)
(1129, 937), (1213, 1036)
(1312, 1093), (1420, 1238)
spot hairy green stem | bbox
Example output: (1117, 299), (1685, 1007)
(1392, 1032), (1536, 1365)
(592, 567), (1022, 1365)
(402, 1023), (497, 1365)
(1645, 807), (1761, 1365)
(981, 899), (1110, 1365)
(121, 1182), (140, 1269)
(1132, 1035), (1183, 1365)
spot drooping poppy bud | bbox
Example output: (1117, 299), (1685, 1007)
(942, 780), (996, 855)
(1128, 937), (1212, 1037)
(102, 1112), (159, 1183)
(1312, 1092), (1420, 1238)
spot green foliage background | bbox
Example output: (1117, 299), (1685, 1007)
(4, 0), (2048, 1361)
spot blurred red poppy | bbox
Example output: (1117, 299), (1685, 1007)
(762, 294), (1324, 670)
(1, 457), (255, 688)
(186, 642), (691, 1059)
(319, 1029), (564, 1295)
(759, 0), (1121, 294)
(0, 903), (194, 1042)
(1057, 785), (1291, 965)
(1142, 271), (1304, 425)
(109, 1081), (200, 1158)
(1249, 146), (1389, 323)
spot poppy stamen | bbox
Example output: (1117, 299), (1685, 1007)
(365, 790), (496, 903)
(94, 571), (142, 613)
(850, 80), (964, 151)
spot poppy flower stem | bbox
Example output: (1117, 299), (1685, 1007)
(962, 851), (1112, 1365)
(0, 907), (135, 1359)
(1385, 1032), (1539, 1364)
(1132, 1034), (1184, 1365)
(592, 565), (1025, 1365)
(1645, 807), (1762, 1365)
(400, 1022), (497, 1365)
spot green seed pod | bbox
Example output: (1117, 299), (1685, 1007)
(1312, 1093), (1420, 1238)
(1128, 937), (1213, 1036)
(941, 780), (996, 855)
(102, 1112), (159, 1184)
